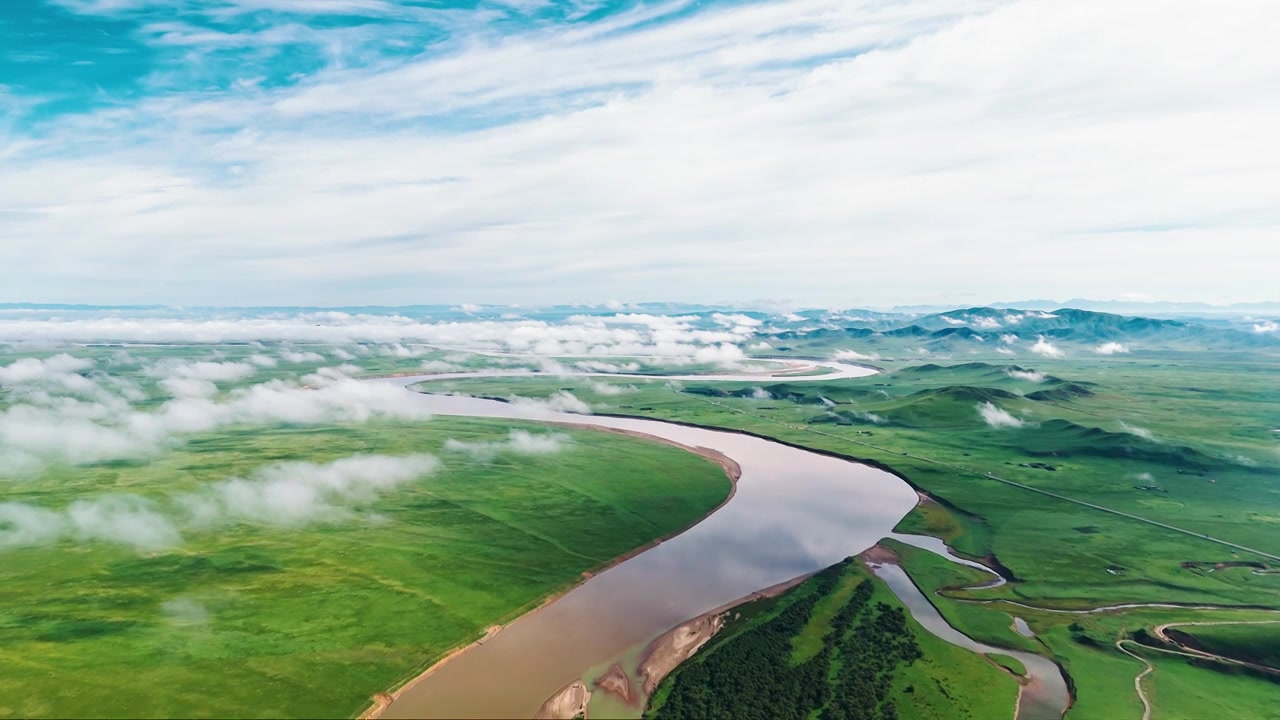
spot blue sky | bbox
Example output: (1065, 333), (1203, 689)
(1, 0), (1277, 307)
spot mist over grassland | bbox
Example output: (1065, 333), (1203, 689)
(2, 303), (1279, 718)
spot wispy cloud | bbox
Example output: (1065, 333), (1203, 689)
(1094, 341), (1129, 355)
(1005, 368), (1045, 382)
(1118, 421), (1154, 441)
(0, 453), (439, 552)
(507, 390), (592, 414)
(443, 429), (569, 462)
(5, 0), (1278, 304)
(977, 401), (1024, 428)
(1029, 336), (1065, 358)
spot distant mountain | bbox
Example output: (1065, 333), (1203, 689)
(992, 299), (1280, 316)
(761, 306), (1280, 356)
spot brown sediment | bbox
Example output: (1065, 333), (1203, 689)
(359, 423), (741, 720)
(533, 679), (591, 720)
(637, 611), (726, 696)
(636, 572), (812, 697)
(859, 543), (901, 566)
(592, 663), (636, 705)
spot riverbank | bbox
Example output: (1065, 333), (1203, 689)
(360, 426), (742, 720)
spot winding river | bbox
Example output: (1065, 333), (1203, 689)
(367, 361), (1070, 720)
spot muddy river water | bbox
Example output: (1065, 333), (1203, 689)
(369, 364), (1069, 720)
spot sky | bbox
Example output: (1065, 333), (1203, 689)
(1, 0), (1278, 308)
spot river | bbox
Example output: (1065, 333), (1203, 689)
(367, 362), (1069, 720)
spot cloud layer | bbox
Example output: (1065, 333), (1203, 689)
(0, 453), (439, 552)
(3, 0), (1278, 305)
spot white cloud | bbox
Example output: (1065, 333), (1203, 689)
(280, 350), (326, 363)
(833, 349), (880, 361)
(0, 503), (69, 548)
(748, 341), (772, 351)
(159, 377), (219, 398)
(508, 390), (592, 414)
(1095, 341), (1130, 355)
(995, 346), (1015, 355)
(712, 313), (763, 328)
(0, 314), (755, 363)
(1118, 421), (1154, 441)
(1252, 321), (1278, 333)
(693, 343), (747, 366)
(574, 360), (640, 373)
(247, 353), (279, 367)
(588, 380), (636, 396)
(0, 375), (432, 476)
(444, 429), (569, 461)
(148, 359), (256, 383)
(1029, 336), (1065, 358)
(972, 317), (1002, 330)
(977, 401), (1024, 428)
(162, 597), (210, 628)
(179, 453), (439, 527)
(420, 359), (463, 372)
(1005, 368), (1045, 382)
(750, 387), (772, 400)
(66, 495), (182, 552)
(0, 354), (97, 394)
(5, 0), (1279, 305)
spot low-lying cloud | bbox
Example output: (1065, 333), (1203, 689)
(508, 390), (592, 414)
(978, 402), (1025, 428)
(0, 374), (433, 477)
(1006, 368), (1046, 382)
(1095, 342), (1130, 355)
(179, 453), (440, 527)
(444, 429), (570, 462)
(0, 453), (439, 552)
(1118, 421), (1155, 441)
(147, 359), (257, 383)
(833, 349), (880, 361)
(1030, 337), (1065, 358)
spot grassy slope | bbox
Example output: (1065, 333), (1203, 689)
(0, 418), (730, 719)
(1171, 622), (1280, 668)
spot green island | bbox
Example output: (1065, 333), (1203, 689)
(646, 558), (1017, 720)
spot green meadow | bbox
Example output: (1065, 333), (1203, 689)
(437, 349), (1280, 717)
(0, 418), (730, 718)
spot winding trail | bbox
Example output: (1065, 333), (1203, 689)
(1114, 640), (1154, 720)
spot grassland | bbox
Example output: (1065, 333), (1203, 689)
(1169, 622), (1280, 669)
(434, 349), (1280, 717)
(0, 417), (731, 719)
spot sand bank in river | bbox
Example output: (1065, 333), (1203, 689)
(534, 680), (591, 719)
(635, 573), (812, 697)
